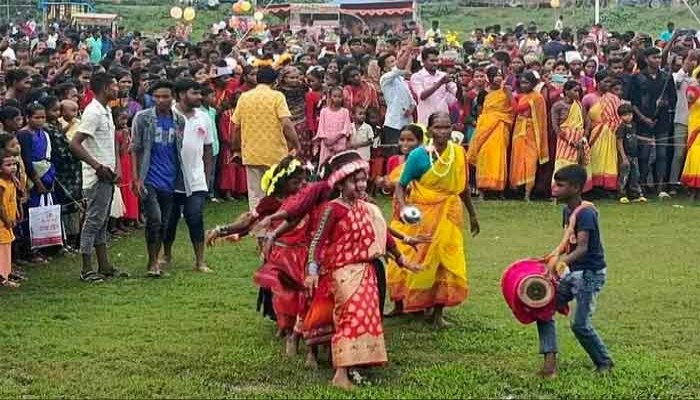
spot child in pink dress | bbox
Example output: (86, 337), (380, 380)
(314, 87), (352, 166)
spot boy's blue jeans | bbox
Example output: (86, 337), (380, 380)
(536, 269), (613, 367)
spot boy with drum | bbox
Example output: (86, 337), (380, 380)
(538, 164), (614, 378)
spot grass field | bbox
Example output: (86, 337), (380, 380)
(1, 198), (699, 398)
(98, 1), (700, 41)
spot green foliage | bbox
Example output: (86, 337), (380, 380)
(1, 198), (699, 397)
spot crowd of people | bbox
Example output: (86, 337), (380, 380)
(0, 13), (697, 387)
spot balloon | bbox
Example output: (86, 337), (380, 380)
(232, 2), (242, 13)
(229, 17), (240, 28)
(183, 6), (196, 21)
(241, 1), (251, 12)
(254, 11), (264, 21)
(170, 6), (183, 19)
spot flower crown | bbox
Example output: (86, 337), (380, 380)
(260, 158), (304, 196)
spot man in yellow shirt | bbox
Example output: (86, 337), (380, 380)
(232, 67), (299, 211)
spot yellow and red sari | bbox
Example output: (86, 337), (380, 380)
(389, 142), (469, 312)
(553, 101), (592, 192)
(467, 88), (513, 191)
(588, 93), (621, 190)
(303, 200), (388, 368)
(682, 95), (700, 188)
(510, 91), (549, 190)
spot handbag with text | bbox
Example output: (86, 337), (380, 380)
(29, 194), (64, 250)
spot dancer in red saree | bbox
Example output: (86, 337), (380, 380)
(207, 157), (308, 350)
(302, 151), (420, 389)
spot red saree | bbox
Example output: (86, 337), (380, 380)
(253, 214), (310, 331)
(302, 199), (388, 368)
(217, 109), (247, 196)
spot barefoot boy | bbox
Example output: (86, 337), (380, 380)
(538, 164), (614, 378)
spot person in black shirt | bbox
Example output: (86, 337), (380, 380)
(616, 104), (645, 203)
(628, 47), (677, 198)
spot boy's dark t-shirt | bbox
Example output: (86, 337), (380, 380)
(562, 206), (606, 271)
(616, 122), (638, 158)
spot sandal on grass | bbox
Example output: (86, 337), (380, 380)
(1, 279), (20, 288)
(146, 270), (161, 278)
(80, 271), (105, 284)
(100, 268), (130, 279)
(29, 254), (48, 265)
(9, 272), (26, 282)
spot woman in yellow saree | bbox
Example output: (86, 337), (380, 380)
(393, 112), (480, 328)
(467, 66), (513, 195)
(681, 85), (700, 199)
(588, 78), (621, 191)
(551, 80), (592, 192)
(510, 71), (549, 201)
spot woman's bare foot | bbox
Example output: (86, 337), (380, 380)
(384, 301), (404, 318)
(285, 334), (298, 357)
(432, 316), (453, 329)
(332, 368), (354, 390)
(305, 349), (318, 369)
(429, 306), (451, 329)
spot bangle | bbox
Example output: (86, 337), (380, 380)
(307, 262), (319, 276)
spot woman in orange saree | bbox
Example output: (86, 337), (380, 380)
(467, 66), (513, 195)
(393, 112), (480, 328)
(588, 78), (621, 191)
(551, 81), (592, 192)
(303, 151), (418, 389)
(510, 72), (549, 201)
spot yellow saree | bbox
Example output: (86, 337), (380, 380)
(682, 97), (700, 188)
(467, 88), (513, 191)
(510, 91), (549, 190)
(553, 101), (592, 191)
(588, 93), (620, 190)
(388, 142), (469, 313)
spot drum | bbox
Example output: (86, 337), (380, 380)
(501, 259), (561, 325)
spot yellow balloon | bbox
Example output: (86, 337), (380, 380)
(183, 6), (196, 22)
(254, 11), (264, 21)
(170, 6), (183, 19)
(241, 1), (251, 12)
(550, 0), (560, 7)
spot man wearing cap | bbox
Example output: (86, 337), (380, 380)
(232, 67), (300, 212)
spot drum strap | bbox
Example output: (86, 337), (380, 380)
(549, 201), (596, 259)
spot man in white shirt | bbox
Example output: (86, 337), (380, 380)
(162, 79), (214, 273)
(379, 52), (415, 155)
(70, 72), (128, 283)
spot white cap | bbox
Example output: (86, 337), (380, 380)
(565, 51), (583, 64)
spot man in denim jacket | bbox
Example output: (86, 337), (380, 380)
(131, 80), (186, 278)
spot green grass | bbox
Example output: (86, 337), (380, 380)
(1, 198), (699, 398)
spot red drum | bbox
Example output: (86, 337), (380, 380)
(501, 259), (567, 324)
